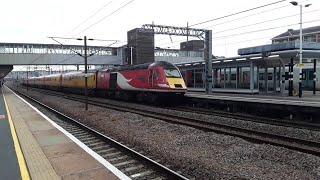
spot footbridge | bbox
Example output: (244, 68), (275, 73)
(0, 42), (123, 65)
(0, 42), (203, 65)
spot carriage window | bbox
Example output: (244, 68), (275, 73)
(230, 74), (236, 80)
(259, 73), (264, 80)
(268, 73), (273, 80)
(165, 69), (181, 78)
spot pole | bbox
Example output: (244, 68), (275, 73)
(314, 59), (317, 95)
(130, 46), (133, 65)
(298, 4), (303, 98)
(27, 67), (29, 92)
(204, 30), (212, 94)
(84, 36), (88, 110)
(289, 58), (293, 96)
(187, 22), (189, 42)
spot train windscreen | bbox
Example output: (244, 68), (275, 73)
(165, 69), (181, 78)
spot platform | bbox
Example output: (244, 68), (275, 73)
(0, 88), (21, 179)
(186, 90), (320, 120)
(188, 88), (260, 94)
(186, 91), (320, 107)
(1, 86), (123, 179)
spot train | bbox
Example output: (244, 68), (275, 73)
(23, 61), (187, 102)
(181, 64), (320, 92)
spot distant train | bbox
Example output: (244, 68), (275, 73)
(23, 61), (187, 102)
(181, 64), (320, 91)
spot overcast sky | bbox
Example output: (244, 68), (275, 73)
(1, 0), (319, 57)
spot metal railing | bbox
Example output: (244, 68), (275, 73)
(0, 42), (114, 56)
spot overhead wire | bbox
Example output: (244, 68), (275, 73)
(213, 19), (320, 39)
(202, 0), (313, 29)
(213, 9), (320, 35)
(155, 17), (320, 49)
(189, 0), (288, 27)
(75, 0), (136, 35)
(70, 1), (113, 33)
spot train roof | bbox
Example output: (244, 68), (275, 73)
(107, 61), (178, 72)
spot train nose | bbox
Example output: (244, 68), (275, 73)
(167, 78), (186, 89)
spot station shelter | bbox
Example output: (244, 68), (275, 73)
(176, 42), (320, 95)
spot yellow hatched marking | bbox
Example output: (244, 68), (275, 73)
(3, 91), (30, 180)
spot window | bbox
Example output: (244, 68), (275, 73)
(304, 35), (316, 42)
(268, 73), (273, 80)
(153, 70), (160, 80)
(308, 70), (314, 80)
(259, 73), (264, 80)
(164, 69), (181, 78)
(231, 74), (236, 80)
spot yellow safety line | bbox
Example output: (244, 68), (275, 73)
(3, 90), (30, 180)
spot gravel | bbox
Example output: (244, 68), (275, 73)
(13, 86), (320, 179)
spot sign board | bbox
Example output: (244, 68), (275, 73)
(297, 64), (305, 68)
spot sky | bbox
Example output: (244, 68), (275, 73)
(1, 0), (320, 58)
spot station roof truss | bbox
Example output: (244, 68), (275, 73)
(141, 24), (207, 39)
(175, 49), (320, 69)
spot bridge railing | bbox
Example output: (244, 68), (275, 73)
(0, 43), (115, 56)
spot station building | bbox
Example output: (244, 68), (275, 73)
(173, 26), (320, 95)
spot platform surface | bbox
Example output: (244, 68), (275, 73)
(3, 86), (120, 180)
(186, 90), (320, 107)
(0, 89), (21, 179)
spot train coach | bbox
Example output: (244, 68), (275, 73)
(23, 61), (187, 101)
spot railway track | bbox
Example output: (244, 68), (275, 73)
(14, 87), (320, 157)
(14, 88), (189, 180)
(169, 106), (320, 132)
(23, 86), (320, 132)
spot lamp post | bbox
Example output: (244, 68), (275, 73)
(290, 1), (312, 98)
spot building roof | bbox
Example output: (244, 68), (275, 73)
(272, 25), (320, 40)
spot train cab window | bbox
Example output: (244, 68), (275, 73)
(153, 70), (160, 80)
(165, 69), (181, 78)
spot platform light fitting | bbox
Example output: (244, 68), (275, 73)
(212, 61), (221, 64)
(290, 1), (298, 6)
(268, 55), (280, 58)
(250, 57), (261, 60)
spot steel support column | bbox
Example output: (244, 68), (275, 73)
(228, 67), (231, 88)
(289, 57), (294, 96)
(223, 68), (226, 88)
(265, 67), (268, 94)
(250, 60), (254, 93)
(314, 59), (317, 95)
(204, 30), (212, 94)
(281, 65), (286, 95)
(273, 67), (277, 93)
(257, 66), (260, 92)
(236, 65), (239, 89)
